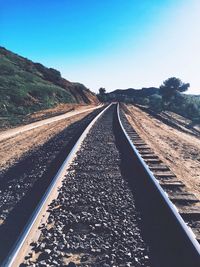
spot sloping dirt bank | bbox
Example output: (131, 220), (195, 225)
(0, 108), (96, 173)
(22, 104), (95, 124)
(124, 104), (200, 199)
(0, 103), (98, 131)
(0, 105), (101, 142)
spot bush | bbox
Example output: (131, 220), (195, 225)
(148, 94), (163, 112)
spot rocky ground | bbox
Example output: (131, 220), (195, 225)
(124, 104), (200, 199)
(0, 108), (102, 262)
(22, 105), (151, 267)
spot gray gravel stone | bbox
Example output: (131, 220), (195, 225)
(24, 106), (151, 266)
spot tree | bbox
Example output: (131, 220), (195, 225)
(99, 87), (106, 95)
(160, 77), (190, 102)
(97, 88), (107, 102)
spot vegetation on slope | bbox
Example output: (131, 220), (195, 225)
(0, 47), (97, 127)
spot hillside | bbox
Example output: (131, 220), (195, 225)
(104, 87), (159, 102)
(0, 47), (98, 127)
(101, 87), (200, 124)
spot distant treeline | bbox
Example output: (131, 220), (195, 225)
(98, 78), (200, 123)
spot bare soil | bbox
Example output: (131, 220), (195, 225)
(23, 103), (95, 124)
(124, 104), (200, 199)
(0, 109), (94, 173)
(0, 103), (96, 131)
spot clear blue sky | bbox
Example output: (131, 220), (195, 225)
(1, 0), (199, 94)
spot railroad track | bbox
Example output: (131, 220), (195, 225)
(2, 104), (200, 267)
(0, 107), (104, 263)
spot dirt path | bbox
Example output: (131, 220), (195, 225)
(0, 105), (101, 142)
(0, 109), (97, 173)
(125, 104), (200, 199)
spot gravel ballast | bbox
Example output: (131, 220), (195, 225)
(24, 106), (151, 267)
(0, 108), (103, 263)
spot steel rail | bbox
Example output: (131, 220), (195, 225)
(2, 103), (112, 267)
(117, 103), (200, 256)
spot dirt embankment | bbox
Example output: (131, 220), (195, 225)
(23, 104), (88, 124)
(0, 103), (98, 131)
(124, 104), (200, 199)
(0, 108), (95, 173)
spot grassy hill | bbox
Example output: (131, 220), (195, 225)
(0, 47), (98, 127)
